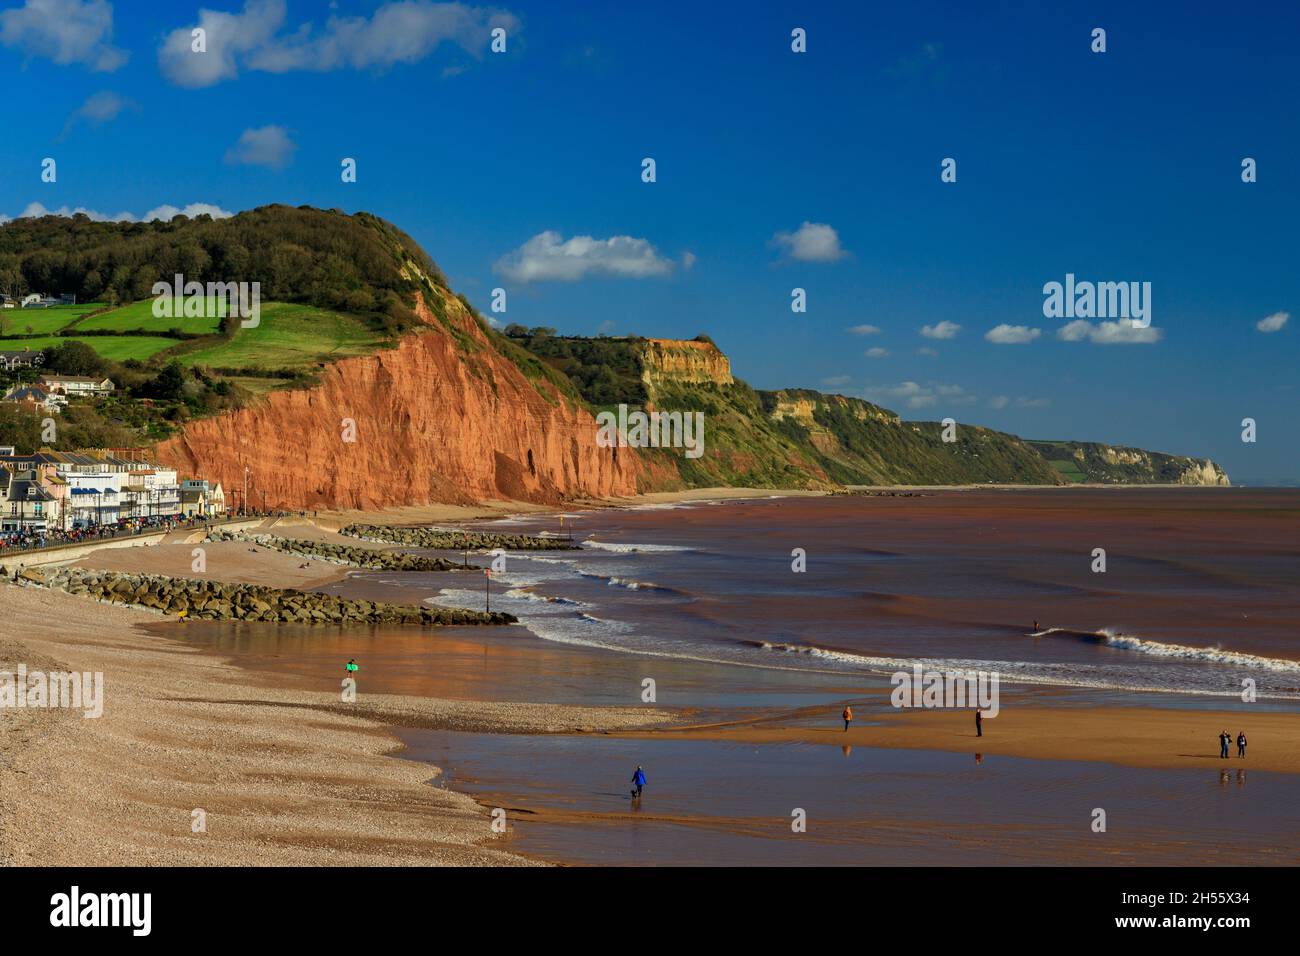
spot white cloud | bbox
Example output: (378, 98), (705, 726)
(920, 320), (961, 340)
(821, 375), (852, 388)
(864, 347), (889, 358)
(224, 125), (297, 170)
(0, 0), (127, 71)
(681, 251), (696, 270)
(915, 346), (938, 357)
(1256, 311), (1289, 333)
(846, 324), (881, 335)
(1057, 319), (1162, 344)
(59, 89), (135, 139)
(495, 230), (674, 282)
(990, 394), (1048, 409)
(771, 221), (846, 262)
(140, 202), (234, 222)
(159, 0), (519, 88)
(862, 380), (975, 410)
(984, 323), (1041, 344)
(5, 201), (234, 223)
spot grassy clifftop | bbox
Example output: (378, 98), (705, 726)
(503, 330), (1226, 489)
(1027, 440), (1230, 486)
(0, 207), (1229, 489)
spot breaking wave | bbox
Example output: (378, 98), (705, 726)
(1033, 627), (1300, 671)
(580, 540), (691, 554)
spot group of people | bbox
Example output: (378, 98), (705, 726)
(0, 513), (202, 554)
(843, 705), (1247, 762)
(1219, 729), (1247, 759)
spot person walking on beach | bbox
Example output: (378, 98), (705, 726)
(842, 705), (853, 732)
(630, 765), (646, 799)
(1219, 730), (1231, 759)
(1237, 731), (1247, 758)
(975, 708), (983, 737)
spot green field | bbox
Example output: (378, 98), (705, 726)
(177, 303), (385, 370)
(2, 301), (385, 375)
(77, 298), (225, 334)
(0, 302), (106, 335)
(1047, 458), (1087, 482)
(0, 335), (180, 362)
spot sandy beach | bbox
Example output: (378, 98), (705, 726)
(624, 697), (1300, 774)
(4, 488), (1298, 866)
(0, 532), (671, 866)
(307, 486), (828, 530)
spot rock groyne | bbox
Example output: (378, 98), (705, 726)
(341, 525), (579, 552)
(18, 567), (515, 626)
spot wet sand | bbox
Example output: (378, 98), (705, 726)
(5, 489), (1299, 866)
(311, 487), (825, 531)
(623, 696), (1300, 773)
(0, 542), (671, 866)
(409, 729), (1297, 866)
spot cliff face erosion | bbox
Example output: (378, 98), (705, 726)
(137, 208), (1226, 509)
(155, 311), (1230, 508)
(152, 294), (663, 510)
(1025, 440), (1231, 486)
(4, 207), (1227, 509)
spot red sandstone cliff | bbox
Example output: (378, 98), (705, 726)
(640, 338), (734, 389)
(153, 295), (667, 510)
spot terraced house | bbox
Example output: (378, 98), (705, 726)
(0, 466), (58, 532)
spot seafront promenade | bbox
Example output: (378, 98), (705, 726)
(0, 515), (268, 573)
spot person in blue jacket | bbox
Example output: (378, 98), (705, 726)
(630, 765), (647, 799)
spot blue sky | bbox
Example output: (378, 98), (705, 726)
(0, 0), (1296, 482)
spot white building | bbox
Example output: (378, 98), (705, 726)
(38, 375), (116, 398)
(64, 471), (123, 527)
(120, 465), (182, 518)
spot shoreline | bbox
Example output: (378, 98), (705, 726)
(310, 482), (1248, 529)
(0, 533), (673, 866)
(307, 486), (829, 529)
(2, 487), (1296, 866)
(614, 693), (1300, 774)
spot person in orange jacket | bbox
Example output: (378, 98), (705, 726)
(842, 705), (853, 732)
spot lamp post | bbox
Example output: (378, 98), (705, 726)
(243, 466), (250, 517)
(484, 567), (491, 614)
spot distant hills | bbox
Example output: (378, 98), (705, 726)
(505, 330), (1228, 488)
(0, 207), (1228, 506)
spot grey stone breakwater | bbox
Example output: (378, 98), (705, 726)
(341, 524), (580, 551)
(208, 530), (465, 571)
(16, 567), (516, 626)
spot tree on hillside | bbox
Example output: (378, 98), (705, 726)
(143, 360), (186, 402)
(0, 403), (43, 453)
(41, 340), (111, 378)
